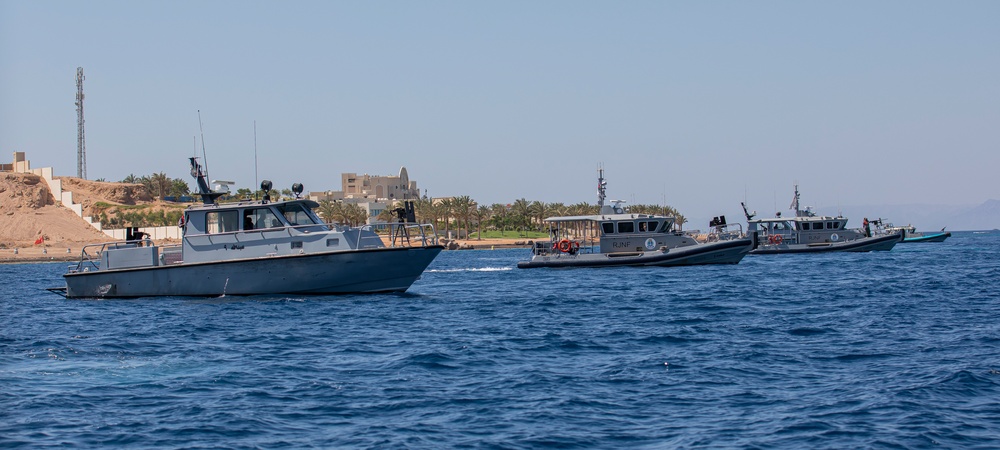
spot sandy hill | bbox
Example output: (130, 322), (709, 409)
(0, 173), (155, 247)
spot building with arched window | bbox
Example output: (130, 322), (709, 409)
(308, 167), (421, 225)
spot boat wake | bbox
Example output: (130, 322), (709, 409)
(426, 267), (513, 273)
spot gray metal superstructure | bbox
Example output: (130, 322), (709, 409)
(55, 158), (443, 298)
(741, 185), (901, 254)
(518, 169), (753, 268)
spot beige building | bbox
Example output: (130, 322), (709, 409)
(310, 167), (419, 203)
(1, 152), (31, 172)
(308, 166), (421, 224)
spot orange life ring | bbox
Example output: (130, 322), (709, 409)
(557, 239), (572, 253)
(769, 234), (784, 245)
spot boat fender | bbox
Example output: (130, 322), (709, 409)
(830, 233), (839, 242)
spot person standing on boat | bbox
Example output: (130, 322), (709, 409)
(863, 218), (871, 237)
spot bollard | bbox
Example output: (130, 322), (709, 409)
(13, 248), (17, 255)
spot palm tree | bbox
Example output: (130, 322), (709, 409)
(529, 200), (548, 231)
(439, 198), (455, 237)
(569, 202), (596, 216)
(511, 198), (531, 235)
(490, 203), (509, 236)
(150, 172), (170, 199)
(346, 204), (368, 226)
(413, 197), (433, 225)
(317, 200), (339, 224)
(170, 179), (191, 197)
(473, 204), (491, 239)
(452, 195), (474, 239)
(377, 208), (395, 223)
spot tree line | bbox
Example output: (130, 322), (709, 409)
(315, 196), (687, 239)
(104, 175), (687, 236)
(119, 173), (191, 198)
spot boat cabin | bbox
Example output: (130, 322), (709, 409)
(748, 215), (863, 245)
(536, 212), (697, 256)
(178, 199), (377, 264)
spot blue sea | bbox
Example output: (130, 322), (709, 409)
(2, 231), (999, 448)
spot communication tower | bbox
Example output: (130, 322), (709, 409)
(75, 67), (87, 179)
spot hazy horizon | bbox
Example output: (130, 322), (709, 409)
(3, 1), (998, 224)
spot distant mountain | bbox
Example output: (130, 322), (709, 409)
(951, 199), (1000, 231)
(814, 200), (1000, 232)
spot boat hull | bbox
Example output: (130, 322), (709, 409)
(63, 246), (444, 298)
(749, 233), (900, 255)
(517, 238), (752, 269)
(902, 232), (951, 243)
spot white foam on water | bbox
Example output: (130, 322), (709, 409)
(426, 267), (513, 273)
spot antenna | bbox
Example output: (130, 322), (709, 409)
(75, 67), (87, 179)
(597, 163), (606, 208)
(198, 110), (209, 182)
(253, 120), (259, 200)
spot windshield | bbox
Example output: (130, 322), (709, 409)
(276, 203), (319, 226)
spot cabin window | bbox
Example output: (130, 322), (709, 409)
(831, 222), (840, 229)
(618, 222), (635, 233)
(277, 204), (318, 226)
(602, 222), (615, 234)
(813, 222), (824, 230)
(800, 222), (810, 230)
(638, 221), (657, 232)
(827, 222), (836, 229)
(206, 211), (240, 234)
(291, 241), (303, 249)
(243, 207), (281, 229)
(326, 238), (339, 247)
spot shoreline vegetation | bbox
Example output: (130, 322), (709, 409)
(74, 173), (689, 239)
(2, 172), (687, 264)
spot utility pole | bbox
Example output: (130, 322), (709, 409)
(76, 67), (87, 179)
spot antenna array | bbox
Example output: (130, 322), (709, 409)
(75, 67), (87, 179)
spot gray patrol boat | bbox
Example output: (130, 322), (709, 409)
(741, 185), (902, 254)
(517, 169), (753, 269)
(53, 158), (443, 298)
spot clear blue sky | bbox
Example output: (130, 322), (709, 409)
(2, 1), (998, 226)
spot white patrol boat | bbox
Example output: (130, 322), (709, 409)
(517, 169), (753, 269)
(51, 158), (443, 298)
(742, 185), (901, 254)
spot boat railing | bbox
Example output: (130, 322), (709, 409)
(68, 240), (184, 273)
(758, 229), (798, 245)
(530, 235), (597, 256)
(384, 223), (439, 248)
(180, 221), (439, 249)
(706, 224), (744, 242)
